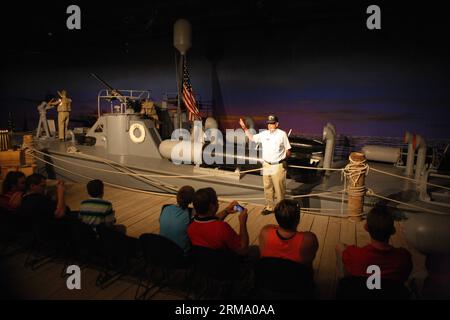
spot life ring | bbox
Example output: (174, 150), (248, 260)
(129, 123), (146, 143)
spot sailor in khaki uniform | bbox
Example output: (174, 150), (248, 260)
(56, 90), (72, 141)
(36, 96), (59, 138)
(240, 115), (292, 215)
(140, 99), (160, 129)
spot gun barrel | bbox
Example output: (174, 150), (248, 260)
(90, 73), (127, 97)
(91, 73), (114, 89)
(91, 73), (137, 109)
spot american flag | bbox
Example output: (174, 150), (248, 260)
(182, 58), (201, 121)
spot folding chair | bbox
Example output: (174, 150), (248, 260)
(336, 276), (410, 300)
(96, 224), (140, 289)
(188, 245), (241, 299)
(135, 233), (188, 299)
(24, 218), (71, 271)
(65, 220), (102, 271)
(254, 257), (315, 300)
(0, 209), (20, 257)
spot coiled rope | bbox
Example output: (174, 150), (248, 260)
(344, 153), (369, 219)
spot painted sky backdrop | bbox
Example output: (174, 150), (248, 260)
(1, 1), (449, 139)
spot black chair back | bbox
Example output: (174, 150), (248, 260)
(32, 218), (71, 252)
(0, 209), (23, 248)
(0, 209), (18, 241)
(336, 276), (410, 300)
(67, 220), (100, 263)
(254, 257), (315, 299)
(139, 233), (186, 269)
(97, 224), (137, 269)
(190, 245), (241, 281)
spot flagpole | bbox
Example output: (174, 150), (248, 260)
(178, 53), (184, 130)
(173, 19), (192, 130)
(174, 51), (180, 130)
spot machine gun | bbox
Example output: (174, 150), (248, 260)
(90, 73), (137, 110)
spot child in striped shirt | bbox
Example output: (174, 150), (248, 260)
(79, 179), (116, 230)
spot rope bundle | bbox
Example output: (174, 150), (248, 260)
(344, 152), (369, 220)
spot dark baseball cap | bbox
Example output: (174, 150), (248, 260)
(266, 114), (279, 124)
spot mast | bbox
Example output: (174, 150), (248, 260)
(173, 19), (192, 130)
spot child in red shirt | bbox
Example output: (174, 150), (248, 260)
(336, 205), (412, 283)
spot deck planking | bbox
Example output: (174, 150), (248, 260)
(1, 183), (427, 299)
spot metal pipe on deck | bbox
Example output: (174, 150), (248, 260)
(404, 131), (415, 177)
(323, 123), (336, 175)
(67, 129), (76, 144)
(415, 134), (427, 181)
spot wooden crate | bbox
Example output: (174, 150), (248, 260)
(1, 164), (36, 180)
(0, 150), (23, 167)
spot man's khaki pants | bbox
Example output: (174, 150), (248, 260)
(262, 162), (286, 211)
(58, 111), (70, 140)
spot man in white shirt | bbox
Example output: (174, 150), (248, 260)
(239, 115), (291, 215)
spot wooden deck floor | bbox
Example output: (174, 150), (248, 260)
(1, 183), (427, 299)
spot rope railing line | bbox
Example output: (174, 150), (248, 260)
(34, 151), (261, 205)
(31, 150), (450, 216)
(28, 145), (450, 192)
(28, 147), (179, 192)
(79, 147), (450, 192)
(29, 152), (347, 205)
(214, 197), (265, 205)
(29, 152), (179, 198)
(28, 147), (263, 178)
(27, 146), (450, 216)
(300, 210), (348, 218)
(81, 150), (265, 176)
(28, 146), (347, 211)
(27, 148), (351, 197)
(288, 165), (344, 171)
(218, 189), (345, 201)
(299, 207), (345, 211)
(425, 181), (450, 191)
(72, 147), (180, 192)
(86, 151), (180, 192)
(291, 190), (346, 199)
(301, 210), (338, 214)
(30, 147), (347, 188)
(366, 188), (449, 216)
(371, 167), (450, 192)
(108, 161), (179, 192)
